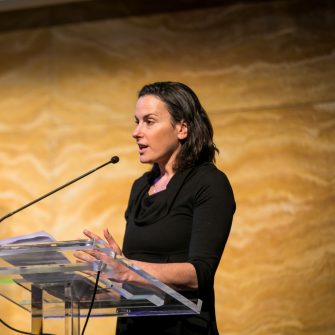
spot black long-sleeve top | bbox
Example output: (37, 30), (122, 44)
(116, 162), (236, 335)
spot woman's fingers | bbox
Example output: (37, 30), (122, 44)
(104, 228), (122, 254)
(82, 228), (121, 255)
(74, 247), (129, 283)
(73, 250), (97, 263)
(83, 229), (105, 243)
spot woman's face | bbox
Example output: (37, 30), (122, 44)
(132, 95), (187, 167)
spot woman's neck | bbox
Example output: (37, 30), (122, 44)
(157, 164), (174, 179)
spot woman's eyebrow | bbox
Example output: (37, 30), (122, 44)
(142, 113), (158, 120)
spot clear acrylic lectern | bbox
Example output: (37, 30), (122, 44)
(0, 238), (202, 335)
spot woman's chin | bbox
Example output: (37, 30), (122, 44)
(139, 156), (153, 164)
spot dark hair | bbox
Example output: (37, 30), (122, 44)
(138, 81), (219, 172)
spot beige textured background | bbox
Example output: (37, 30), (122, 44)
(0, 1), (334, 334)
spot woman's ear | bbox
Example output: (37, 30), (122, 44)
(177, 120), (188, 140)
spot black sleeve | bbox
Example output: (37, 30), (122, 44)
(188, 170), (236, 297)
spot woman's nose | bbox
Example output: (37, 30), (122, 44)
(132, 123), (142, 139)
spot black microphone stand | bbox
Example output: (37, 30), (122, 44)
(0, 156), (119, 223)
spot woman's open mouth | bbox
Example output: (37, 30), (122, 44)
(138, 144), (148, 154)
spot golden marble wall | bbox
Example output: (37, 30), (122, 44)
(0, 1), (334, 334)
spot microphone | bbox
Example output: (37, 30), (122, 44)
(0, 156), (120, 223)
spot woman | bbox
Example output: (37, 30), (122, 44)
(81, 82), (236, 335)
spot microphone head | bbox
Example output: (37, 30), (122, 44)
(111, 156), (119, 164)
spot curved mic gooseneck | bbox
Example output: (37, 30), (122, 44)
(0, 156), (120, 223)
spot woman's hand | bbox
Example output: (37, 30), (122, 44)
(83, 228), (123, 256)
(74, 228), (132, 283)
